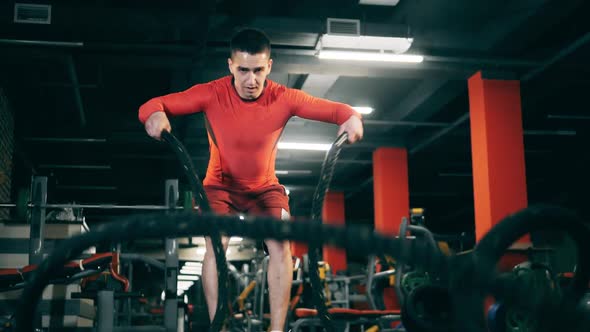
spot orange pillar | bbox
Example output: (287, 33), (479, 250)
(373, 147), (409, 310)
(468, 71), (529, 244)
(374, 148), (410, 236)
(290, 241), (308, 260)
(322, 191), (347, 274)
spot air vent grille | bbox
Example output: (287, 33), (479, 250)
(14, 3), (52, 24)
(327, 18), (360, 36)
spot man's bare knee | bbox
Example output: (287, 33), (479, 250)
(265, 240), (291, 259)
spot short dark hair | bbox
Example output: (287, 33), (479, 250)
(230, 28), (271, 56)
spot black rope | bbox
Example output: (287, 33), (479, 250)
(451, 205), (590, 332)
(15, 213), (405, 332)
(13, 205), (590, 332)
(310, 133), (348, 221)
(308, 133), (348, 331)
(160, 131), (228, 332)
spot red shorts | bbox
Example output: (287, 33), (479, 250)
(203, 184), (290, 219)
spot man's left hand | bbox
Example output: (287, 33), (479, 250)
(337, 116), (364, 143)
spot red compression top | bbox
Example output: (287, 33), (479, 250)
(139, 76), (361, 190)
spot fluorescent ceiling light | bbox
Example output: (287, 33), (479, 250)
(320, 35), (412, 52)
(359, 0), (400, 6)
(178, 275), (200, 281)
(275, 170), (313, 175)
(278, 142), (331, 151)
(352, 106), (374, 114)
(319, 50), (423, 63)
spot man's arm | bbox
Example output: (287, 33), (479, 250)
(138, 83), (213, 123)
(287, 89), (363, 143)
(138, 83), (213, 139)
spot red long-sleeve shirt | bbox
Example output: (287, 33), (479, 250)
(139, 75), (360, 190)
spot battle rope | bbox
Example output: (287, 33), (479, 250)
(310, 133), (348, 221)
(13, 213), (403, 332)
(455, 205), (590, 332)
(14, 206), (590, 331)
(308, 132), (348, 331)
(161, 130), (228, 331)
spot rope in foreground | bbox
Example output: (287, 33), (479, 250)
(161, 130), (228, 331)
(308, 132), (349, 332)
(15, 205), (590, 332)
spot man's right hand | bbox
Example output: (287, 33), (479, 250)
(145, 111), (171, 140)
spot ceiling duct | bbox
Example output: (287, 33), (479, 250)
(321, 18), (413, 54)
(326, 18), (361, 36)
(14, 3), (51, 24)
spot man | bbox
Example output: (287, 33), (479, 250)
(139, 28), (363, 331)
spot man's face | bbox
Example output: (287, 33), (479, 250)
(228, 51), (272, 100)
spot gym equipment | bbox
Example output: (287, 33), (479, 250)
(0, 178), (184, 331)
(401, 284), (454, 332)
(0, 253), (114, 292)
(0, 202), (189, 210)
(455, 206), (590, 332)
(397, 219), (452, 332)
(15, 187), (30, 221)
(235, 280), (257, 313)
(12, 206), (590, 332)
(410, 208), (425, 227)
(487, 303), (506, 332)
(504, 306), (535, 332)
(394, 206), (590, 332)
(291, 307), (400, 332)
(226, 259), (265, 332)
(2, 130), (224, 331)
(400, 271), (431, 297)
(486, 261), (559, 332)
(395, 217), (443, 305)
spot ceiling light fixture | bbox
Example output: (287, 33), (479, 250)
(318, 50), (423, 63)
(316, 27), (423, 63)
(275, 170), (313, 175)
(277, 142), (331, 151)
(359, 0), (400, 5)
